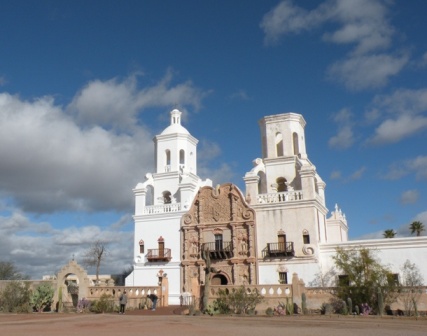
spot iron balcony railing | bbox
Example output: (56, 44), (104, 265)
(146, 248), (172, 262)
(262, 242), (295, 258)
(202, 241), (233, 260)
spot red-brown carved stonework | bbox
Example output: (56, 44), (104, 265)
(181, 183), (257, 291)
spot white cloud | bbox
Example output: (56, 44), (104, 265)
(69, 71), (207, 131)
(261, 0), (394, 52)
(400, 190), (419, 205)
(366, 88), (427, 144)
(0, 92), (151, 212)
(327, 53), (408, 91)
(322, 0), (393, 55)
(0, 73), (210, 214)
(328, 125), (354, 149)
(261, 1), (406, 91)
(0, 209), (134, 279)
(372, 88), (427, 115)
(369, 114), (427, 144)
(329, 108), (355, 149)
(260, 0), (326, 45)
(383, 156), (427, 181)
(349, 166), (366, 180)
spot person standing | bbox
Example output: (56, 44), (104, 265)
(147, 294), (158, 311)
(119, 290), (128, 314)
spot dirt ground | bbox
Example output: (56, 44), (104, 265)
(1, 311), (426, 336)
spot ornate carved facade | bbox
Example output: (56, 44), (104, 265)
(181, 183), (257, 293)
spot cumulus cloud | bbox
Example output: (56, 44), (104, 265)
(0, 73), (210, 214)
(261, 0), (394, 52)
(329, 108), (355, 149)
(369, 115), (427, 144)
(382, 156), (427, 181)
(260, 0), (329, 45)
(261, 0), (406, 91)
(367, 88), (427, 145)
(0, 92), (150, 213)
(69, 71), (207, 131)
(400, 190), (419, 205)
(327, 53), (408, 91)
(0, 210), (133, 279)
(328, 126), (355, 149)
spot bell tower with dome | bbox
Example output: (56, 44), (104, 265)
(126, 109), (211, 305)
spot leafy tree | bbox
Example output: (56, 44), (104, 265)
(0, 281), (32, 313)
(383, 229), (396, 238)
(400, 260), (424, 316)
(0, 261), (28, 280)
(409, 221), (425, 237)
(332, 247), (398, 312)
(83, 240), (108, 285)
(30, 283), (54, 312)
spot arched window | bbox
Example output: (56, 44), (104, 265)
(163, 191), (172, 204)
(275, 132), (284, 157)
(139, 240), (145, 254)
(303, 230), (310, 244)
(293, 132), (299, 156)
(276, 177), (288, 192)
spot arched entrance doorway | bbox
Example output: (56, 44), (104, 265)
(211, 273), (228, 285)
(54, 260), (91, 311)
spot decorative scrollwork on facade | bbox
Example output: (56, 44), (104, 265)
(302, 244), (315, 255)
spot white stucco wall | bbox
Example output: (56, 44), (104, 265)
(318, 237), (427, 285)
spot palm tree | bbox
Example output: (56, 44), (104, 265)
(383, 229), (396, 238)
(409, 221), (425, 237)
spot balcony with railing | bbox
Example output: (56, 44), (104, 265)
(202, 241), (233, 260)
(262, 242), (295, 258)
(146, 248), (172, 262)
(142, 203), (182, 214)
(257, 191), (303, 204)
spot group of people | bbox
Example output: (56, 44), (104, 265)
(119, 291), (158, 314)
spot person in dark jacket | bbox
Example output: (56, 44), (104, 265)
(119, 291), (128, 314)
(147, 294), (158, 311)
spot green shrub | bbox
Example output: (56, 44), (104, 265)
(90, 293), (114, 313)
(30, 283), (54, 312)
(0, 281), (32, 313)
(266, 307), (274, 316)
(211, 287), (263, 315)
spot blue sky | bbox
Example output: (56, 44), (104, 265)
(1, 0), (426, 279)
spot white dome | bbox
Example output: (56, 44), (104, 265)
(161, 123), (190, 135)
(161, 109), (190, 135)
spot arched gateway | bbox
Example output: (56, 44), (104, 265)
(54, 260), (92, 309)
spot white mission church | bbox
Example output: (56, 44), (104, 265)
(125, 109), (427, 305)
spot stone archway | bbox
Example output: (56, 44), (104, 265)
(54, 260), (92, 311)
(211, 273), (228, 285)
